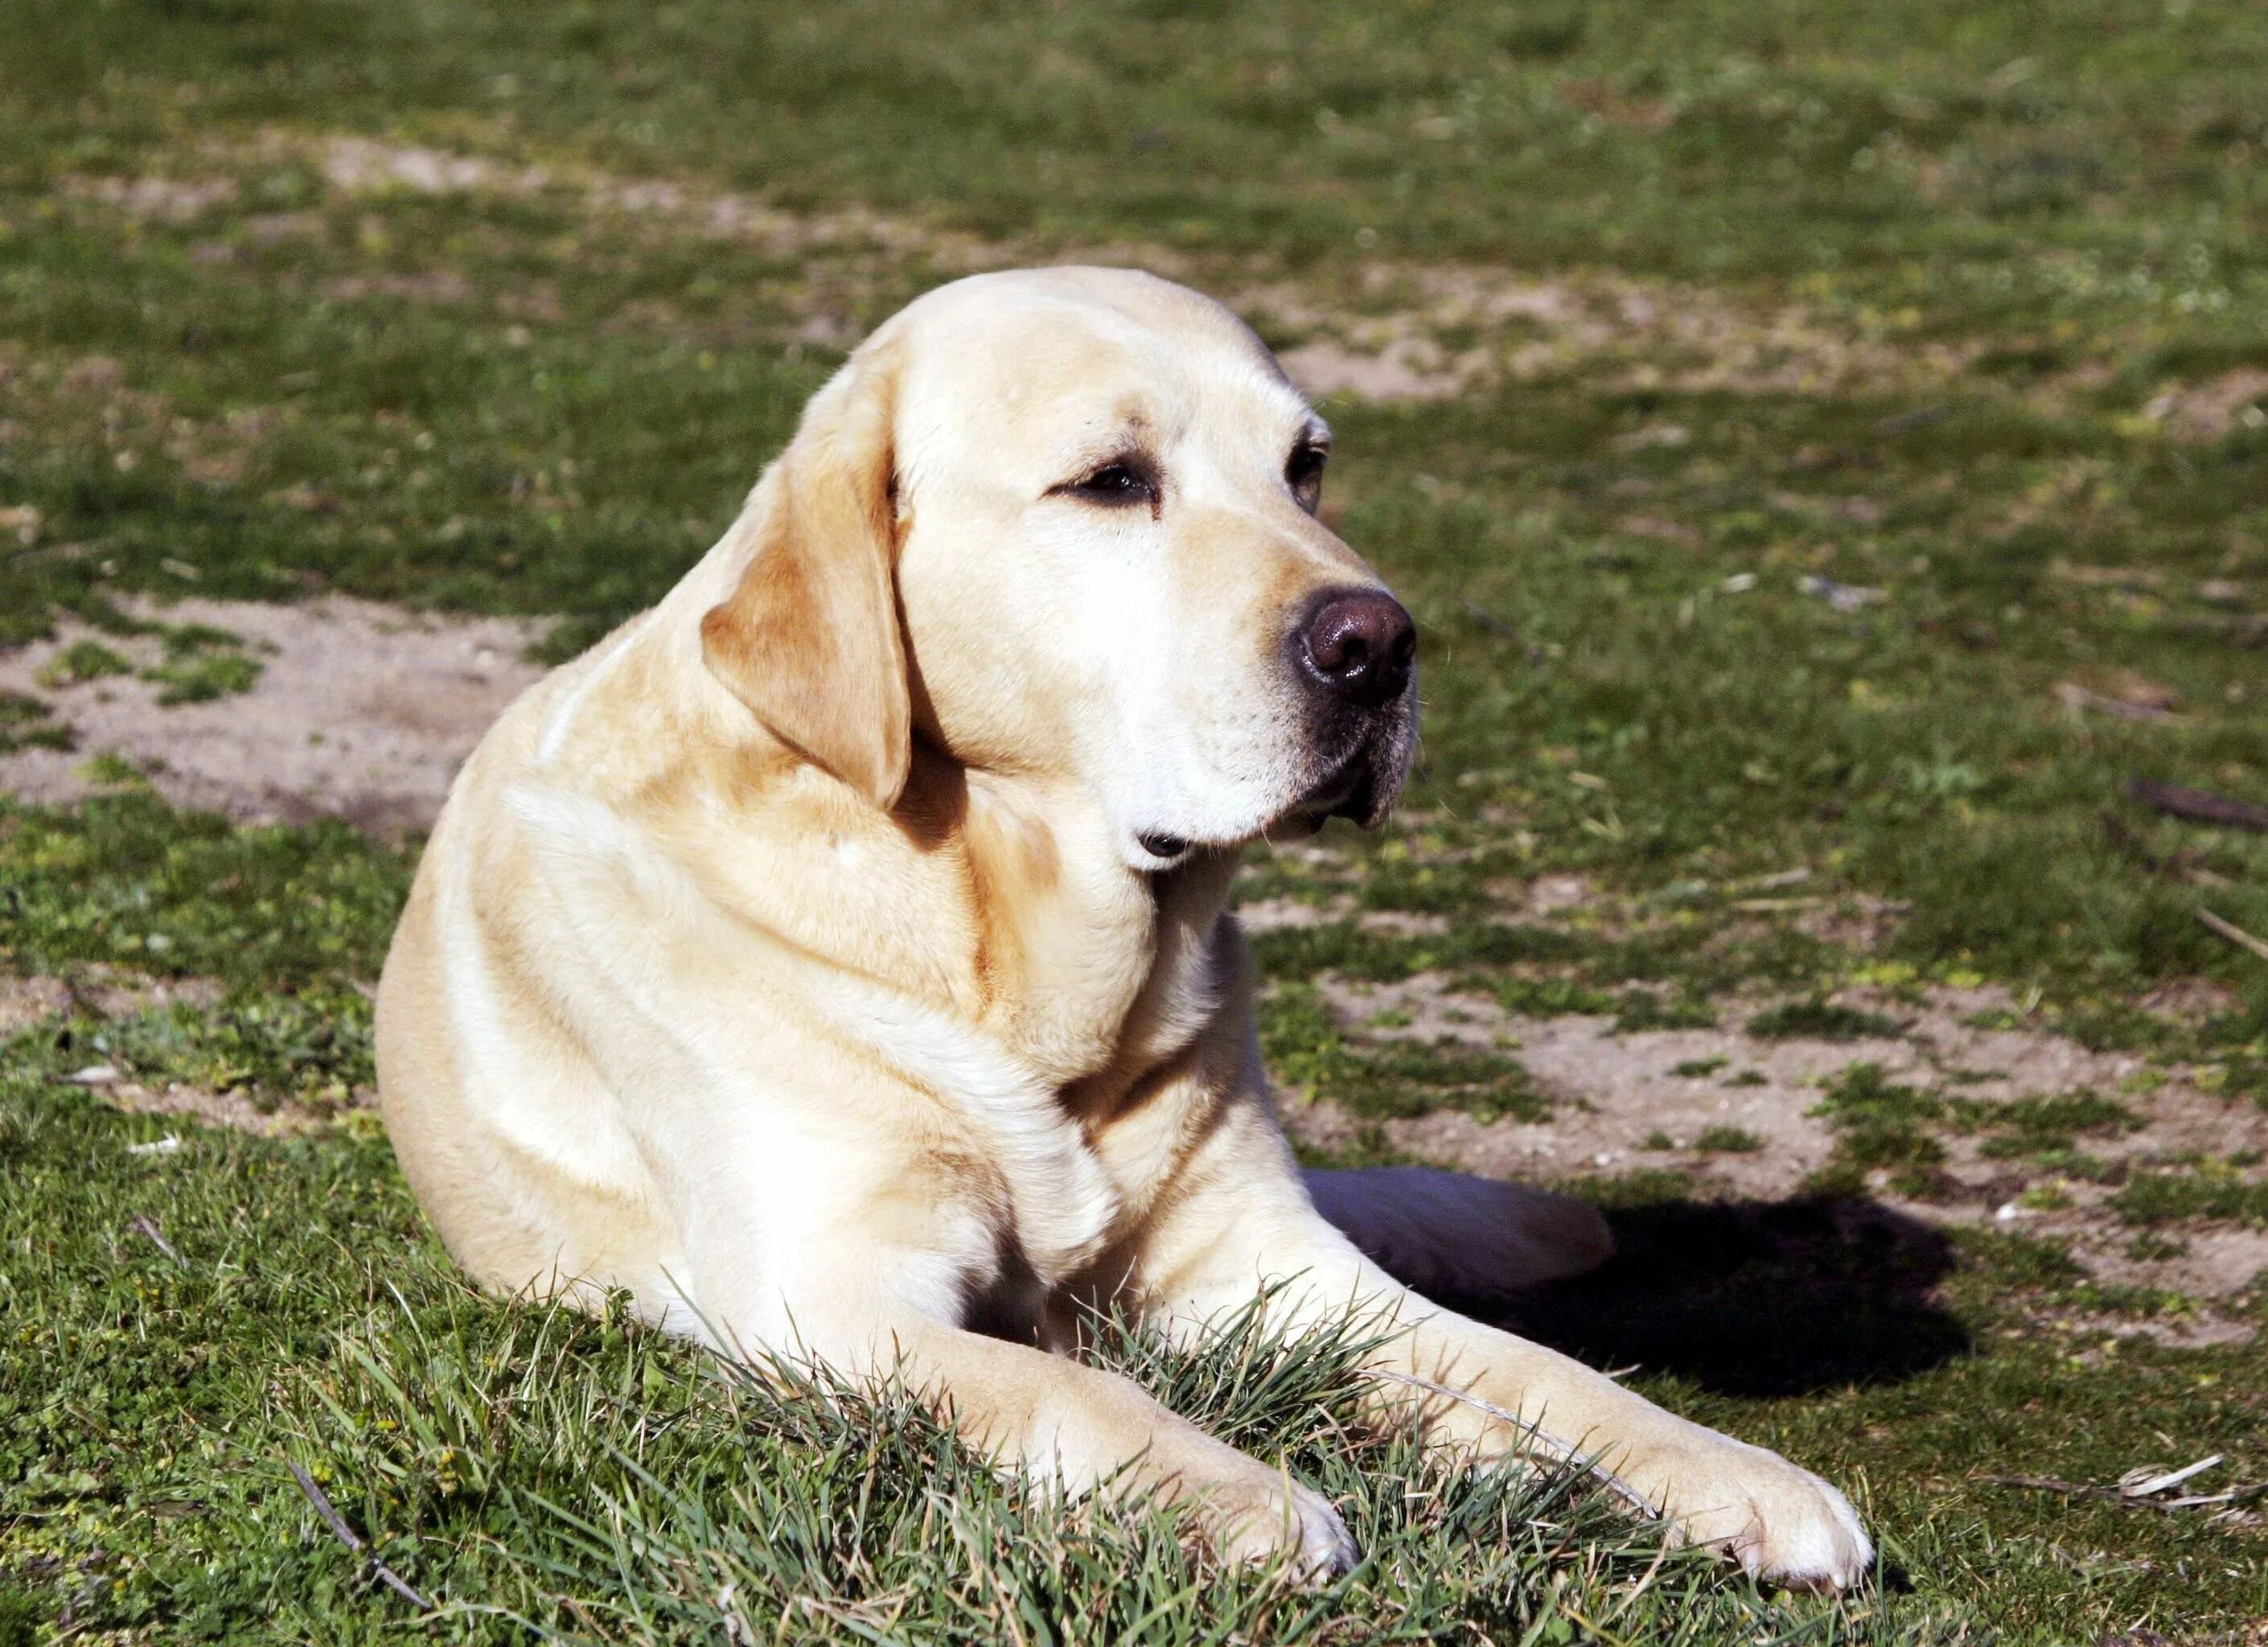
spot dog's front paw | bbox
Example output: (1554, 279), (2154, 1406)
(1620, 1429), (1872, 1591)
(1198, 1467), (1358, 1581)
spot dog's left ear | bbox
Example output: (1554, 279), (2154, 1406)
(701, 343), (911, 811)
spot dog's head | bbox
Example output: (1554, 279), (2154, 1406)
(701, 266), (1417, 871)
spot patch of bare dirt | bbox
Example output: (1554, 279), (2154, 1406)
(2144, 368), (2268, 442)
(1256, 267), (1985, 402)
(1237, 895), (1446, 938)
(39, 138), (2268, 420)
(59, 173), (239, 223)
(0, 597), (548, 829)
(58, 133), (2015, 405)
(2, 969), (359, 1138)
(1279, 971), (2268, 1325)
(0, 343), (290, 499)
(0, 969), (221, 1036)
(68, 1065), (337, 1139)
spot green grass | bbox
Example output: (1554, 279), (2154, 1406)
(0, 694), (69, 757)
(5, 0), (2268, 1638)
(32, 639), (129, 688)
(9, 1031), (2268, 1642)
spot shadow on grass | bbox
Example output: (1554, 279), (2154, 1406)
(1485, 1197), (1969, 1398)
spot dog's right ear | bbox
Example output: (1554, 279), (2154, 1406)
(700, 345), (911, 811)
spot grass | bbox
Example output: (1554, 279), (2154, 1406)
(0, 1066), (1976, 1645)
(4, 0), (2268, 1639)
(9, 1037), (2268, 1642)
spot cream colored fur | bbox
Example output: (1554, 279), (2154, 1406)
(376, 267), (1872, 1587)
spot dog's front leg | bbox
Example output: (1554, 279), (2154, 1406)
(1126, 1088), (1874, 1591)
(806, 1310), (1356, 1575)
(672, 1188), (1355, 1579)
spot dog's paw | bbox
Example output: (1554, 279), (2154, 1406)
(1624, 1430), (1872, 1591)
(1200, 1469), (1358, 1581)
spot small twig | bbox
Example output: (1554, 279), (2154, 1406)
(1978, 1474), (2189, 1515)
(2198, 909), (2268, 967)
(288, 1461), (430, 1610)
(1875, 405), (1945, 437)
(128, 1214), (179, 1262)
(2129, 777), (2268, 833)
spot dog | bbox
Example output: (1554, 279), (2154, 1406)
(375, 266), (1871, 1587)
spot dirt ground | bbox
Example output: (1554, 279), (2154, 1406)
(0, 596), (547, 830)
(57, 131), (2096, 410)
(1280, 962), (2268, 1330)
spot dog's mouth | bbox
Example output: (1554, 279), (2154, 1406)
(1285, 748), (1378, 828)
(1132, 713), (1415, 870)
(1131, 758), (1378, 869)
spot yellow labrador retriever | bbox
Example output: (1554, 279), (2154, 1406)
(376, 267), (1871, 1587)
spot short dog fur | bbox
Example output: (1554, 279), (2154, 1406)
(376, 267), (1872, 1586)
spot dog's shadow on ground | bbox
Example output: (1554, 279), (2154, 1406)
(1475, 1197), (1969, 1398)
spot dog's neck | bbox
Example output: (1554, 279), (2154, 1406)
(914, 751), (1244, 1099)
(540, 594), (1247, 1107)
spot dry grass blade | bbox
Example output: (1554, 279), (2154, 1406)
(128, 1212), (179, 1261)
(2196, 909), (2268, 966)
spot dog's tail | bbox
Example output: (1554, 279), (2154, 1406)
(1302, 1166), (1613, 1303)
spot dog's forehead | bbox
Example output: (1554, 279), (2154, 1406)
(890, 269), (1311, 456)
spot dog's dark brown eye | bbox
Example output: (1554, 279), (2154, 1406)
(1287, 442), (1328, 506)
(1055, 458), (1157, 509)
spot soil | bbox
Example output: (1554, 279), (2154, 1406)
(0, 596), (549, 830)
(44, 133), (2097, 409)
(1283, 969), (2268, 1325)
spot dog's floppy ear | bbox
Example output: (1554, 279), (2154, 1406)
(700, 346), (911, 811)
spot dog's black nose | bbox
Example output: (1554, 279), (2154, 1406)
(1298, 589), (1415, 709)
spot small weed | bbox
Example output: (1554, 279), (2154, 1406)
(2016, 1180), (2074, 1213)
(1810, 1062), (1947, 1182)
(2113, 1165), (2268, 1227)
(1693, 1125), (1764, 1154)
(2124, 1230), (2189, 1262)
(1955, 1228), (2089, 1291)
(1670, 1057), (1728, 1078)
(0, 692), (71, 755)
(141, 635), (263, 705)
(35, 639), (131, 687)
(1747, 1000), (1905, 1041)
(1259, 984), (1550, 1123)
(73, 750), (145, 787)
(1613, 992), (1715, 1033)
(1974, 1091), (2140, 1161)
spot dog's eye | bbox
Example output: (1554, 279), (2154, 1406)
(1287, 442), (1328, 507)
(1055, 458), (1157, 510)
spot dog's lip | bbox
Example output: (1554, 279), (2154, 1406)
(1287, 746), (1371, 824)
(1132, 743), (1387, 867)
